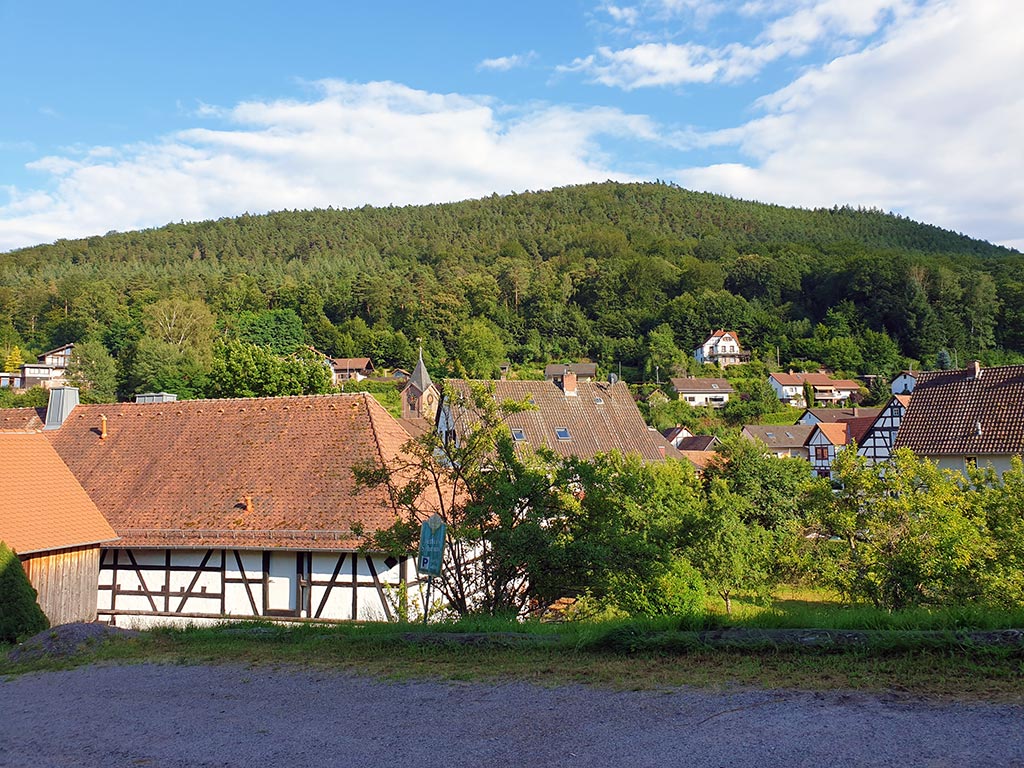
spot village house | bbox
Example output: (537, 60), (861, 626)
(890, 370), (917, 395)
(741, 424), (814, 460)
(806, 418), (875, 479)
(543, 362), (598, 382)
(856, 395), (910, 465)
(25, 388), (428, 628)
(1, 429), (118, 626)
(894, 362), (1024, 477)
(330, 356), (375, 384)
(1, 342), (75, 391)
(796, 406), (881, 426)
(694, 330), (750, 367)
(669, 376), (734, 408)
(768, 371), (861, 408)
(438, 371), (670, 463)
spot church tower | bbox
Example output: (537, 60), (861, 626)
(401, 348), (439, 421)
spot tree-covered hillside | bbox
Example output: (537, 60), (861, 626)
(2, 181), (1022, 401)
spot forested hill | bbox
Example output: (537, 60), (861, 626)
(2, 181), (1023, 402)
(3, 181), (1013, 268)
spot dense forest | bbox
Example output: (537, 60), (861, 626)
(1, 181), (1022, 402)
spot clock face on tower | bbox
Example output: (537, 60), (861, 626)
(426, 393), (435, 406)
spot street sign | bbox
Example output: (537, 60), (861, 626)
(417, 513), (446, 577)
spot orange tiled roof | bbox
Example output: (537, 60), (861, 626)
(0, 432), (117, 555)
(815, 422), (850, 446)
(444, 379), (666, 462)
(43, 393), (415, 550)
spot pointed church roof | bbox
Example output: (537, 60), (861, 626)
(408, 348), (434, 394)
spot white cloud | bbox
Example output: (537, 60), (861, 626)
(673, 0), (1024, 248)
(477, 51), (539, 72)
(0, 80), (645, 251)
(570, 0), (911, 89)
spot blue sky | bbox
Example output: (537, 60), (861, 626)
(1, 0), (1022, 252)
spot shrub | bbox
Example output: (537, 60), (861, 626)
(0, 541), (49, 643)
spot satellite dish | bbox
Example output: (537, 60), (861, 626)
(608, 373), (619, 385)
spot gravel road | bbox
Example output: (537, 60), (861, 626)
(1, 664), (1022, 768)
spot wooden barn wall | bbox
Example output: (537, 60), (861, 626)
(21, 545), (101, 626)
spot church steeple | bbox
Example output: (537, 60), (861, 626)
(401, 346), (439, 421)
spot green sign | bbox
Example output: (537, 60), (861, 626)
(417, 514), (447, 577)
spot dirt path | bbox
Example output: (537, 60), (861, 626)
(1, 663), (1022, 767)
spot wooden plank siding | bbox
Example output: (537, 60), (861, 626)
(20, 545), (102, 626)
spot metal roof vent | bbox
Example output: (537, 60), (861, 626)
(135, 392), (178, 403)
(43, 387), (79, 430)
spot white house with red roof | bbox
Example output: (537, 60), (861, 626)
(694, 330), (750, 367)
(769, 371), (861, 407)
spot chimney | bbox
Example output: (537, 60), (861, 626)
(852, 406), (859, 417)
(975, 421), (983, 437)
(970, 360), (982, 380)
(562, 369), (578, 396)
(100, 415), (108, 439)
(243, 496), (254, 514)
(43, 387), (79, 430)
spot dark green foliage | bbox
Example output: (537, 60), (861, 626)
(1, 182), (1020, 401)
(0, 541), (49, 643)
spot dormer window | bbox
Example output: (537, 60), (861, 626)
(555, 427), (571, 441)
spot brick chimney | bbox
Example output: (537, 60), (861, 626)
(562, 369), (578, 396)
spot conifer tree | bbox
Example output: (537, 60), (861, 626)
(0, 541), (49, 643)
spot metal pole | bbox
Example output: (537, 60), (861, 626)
(423, 574), (433, 625)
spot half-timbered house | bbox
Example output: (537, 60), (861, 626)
(40, 392), (426, 628)
(856, 395), (910, 465)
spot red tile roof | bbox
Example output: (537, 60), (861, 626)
(771, 372), (860, 389)
(0, 407), (45, 431)
(443, 379), (666, 462)
(1, 433), (117, 555)
(43, 393), (415, 550)
(894, 365), (1024, 456)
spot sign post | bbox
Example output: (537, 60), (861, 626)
(417, 513), (446, 624)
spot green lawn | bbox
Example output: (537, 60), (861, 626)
(4, 597), (1023, 701)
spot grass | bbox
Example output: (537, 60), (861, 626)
(3, 598), (1023, 701)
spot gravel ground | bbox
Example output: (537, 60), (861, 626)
(2, 663), (1022, 768)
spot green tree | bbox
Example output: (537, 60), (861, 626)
(236, 308), (307, 355)
(645, 323), (686, 380)
(688, 480), (773, 614)
(65, 339), (118, 402)
(206, 341), (331, 398)
(454, 319), (506, 379)
(0, 541), (49, 642)
(354, 382), (555, 617)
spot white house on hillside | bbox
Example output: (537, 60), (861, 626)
(694, 330), (749, 367)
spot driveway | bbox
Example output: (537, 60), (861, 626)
(1, 664), (1022, 767)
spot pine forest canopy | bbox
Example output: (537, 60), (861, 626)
(2, 181), (1023, 402)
